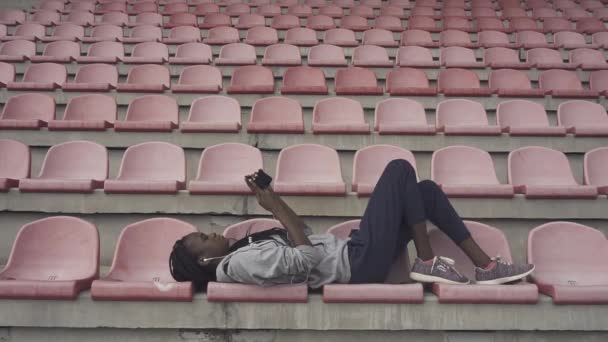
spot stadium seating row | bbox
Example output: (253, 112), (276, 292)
(0, 63), (605, 97)
(0, 215), (606, 305)
(1, 139), (607, 197)
(4, 40), (608, 69)
(2, 93), (607, 136)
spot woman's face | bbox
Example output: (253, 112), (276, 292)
(182, 232), (230, 264)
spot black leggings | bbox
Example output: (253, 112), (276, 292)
(347, 159), (472, 284)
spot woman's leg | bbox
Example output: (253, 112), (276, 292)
(348, 159), (428, 283)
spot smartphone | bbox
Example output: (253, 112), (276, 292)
(253, 169), (272, 189)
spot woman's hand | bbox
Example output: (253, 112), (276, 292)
(245, 171), (282, 213)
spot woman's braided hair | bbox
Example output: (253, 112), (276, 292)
(168, 227), (289, 291)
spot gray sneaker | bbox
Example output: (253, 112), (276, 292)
(410, 256), (470, 285)
(475, 257), (535, 285)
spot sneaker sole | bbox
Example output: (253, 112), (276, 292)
(475, 266), (536, 285)
(409, 271), (470, 285)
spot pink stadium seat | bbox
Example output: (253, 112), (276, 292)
(207, 219), (308, 303)
(244, 26), (279, 46)
(539, 69), (598, 97)
(162, 26), (201, 44)
(6, 63), (68, 91)
(340, 15), (369, 31)
(528, 222), (608, 304)
(436, 99), (501, 135)
(37, 0), (64, 12)
(104, 142), (186, 194)
(334, 0), (355, 8)
(379, 7), (406, 20)
(188, 143), (263, 194)
(39, 23), (85, 42)
(543, 17), (574, 33)
(334, 67), (383, 95)
(374, 98), (435, 134)
(307, 15), (336, 30)
(352, 45), (393, 67)
(583, 0), (604, 10)
(395, 46), (439, 68)
(128, 2), (158, 15)
(532, 7), (558, 19)
(319, 5), (343, 18)
(0, 9), (25, 25)
(0, 216), (99, 299)
(121, 25), (162, 43)
(400, 30), (439, 47)
(526, 48), (576, 69)
(169, 43), (212, 64)
(361, 0), (381, 8)
(94, 12), (129, 27)
(180, 96), (241, 133)
(48, 94), (115, 131)
(553, 0), (578, 10)
(408, 16), (439, 32)
(236, 14), (265, 30)
(510, 17), (541, 32)
(288, 4), (313, 17)
(386, 67), (437, 95)
(308, 44), (347, 66)
(439, 30), (479, 48)
(271, 15), (300, 29)
(19, 141), (107, 193)
(590, 70), (608, 95)
(323, 220), (424, 303)
(0, 94), (55, 129)
(440, 46), (485, 68)
(114, 95), (178, 132)
(122, 42), (169, 64)
(558, 100), (608, 136)
(312, 97), (369, 133)
(489, 69), (545, 97)
(96, 2), (127, 14)
(442, 7), (467, 18)
(62, 64), (118, 91)
(116, 64), (170, 92)
(91, 218), (196, 301)
(160, 2), (189, 15)
(28, 41), (79, 63)
(225, 3), (251, 16)
(362, 29), (398, 47)
(555, 31), (597, 49)
(483, 47), (530, 68)
(203, 26), (240, 45)
(432, 146), (514, 197)
(172, 65), (222, 93)
(473, 8), (498, 19)
(389, 0), (411, 7)
(502, 7), (527, 19)
(262, 44), (302, 65)
(476, 17), (508, 32)
(509, 146), (598, 198)
(274, 144), (346, 195)
(247, 96), (304, 133)
(281, 66), (328, 95)
(306, 0), (327, 7)
(0, 139), (29, 191)
(477, 30), (515, 48)
(374, 16), (404, 32)
(257, 4), (281, 17)
(570, 48), (608, 69)
(585, 147), (608, 194)
(497, 99), (567, 136)
(515, 30), (555, 48)
(1, 24), (45, 41)
(593, 8), (608, 20)
(166, 13), (197, 28)
(430, 221), (538, 303)
(193, 3), (219, 16)
(576, 17), (606, 34)
(352, 145), (417, 195)
(65, 11), (95, 26)
(443, 17), (474, 32)
(29, 10), (60, 26)
(128, 13), (162, 27)
(324, 28), (358, 47)
(227, 65), (274, 94)
(216, 43), (257, 65)
(0, 61), (14, 86)
(284, 27), (318, 46)
(350, 5), (375, 18)
(76, 41), (124, 63)
(80, 24), (124, 43)
(438, 68), (494, 96)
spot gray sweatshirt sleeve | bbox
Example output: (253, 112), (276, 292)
(222, 244), (323, 287)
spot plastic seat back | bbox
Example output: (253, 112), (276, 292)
(126, 95), (178, 123)
(194, 143), (263, 184)
(584, 147), (608, 188)
(509, 146), (579, 186)
(432, 145), (501, 186)
(1, 93), (55, 122)
(0, 139), (30, 180)
(116, 142), (185, 182)
(436, 99), (489, 127)
(63, 94), (117, 123)
(36, 141), (107, 181)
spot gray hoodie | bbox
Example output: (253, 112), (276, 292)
(215, 227), (351, 289)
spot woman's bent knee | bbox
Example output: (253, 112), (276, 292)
(386, 159), (415, 174)
(418, 179), (440, 193)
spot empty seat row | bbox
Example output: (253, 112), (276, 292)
(2, 139), (607, 198)
(1, 215), (606, 304)
(2, 92), (607, 137)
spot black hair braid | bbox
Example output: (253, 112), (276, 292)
(169, 239), (216, 291)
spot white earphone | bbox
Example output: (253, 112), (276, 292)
(203, 255), (226, 262)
